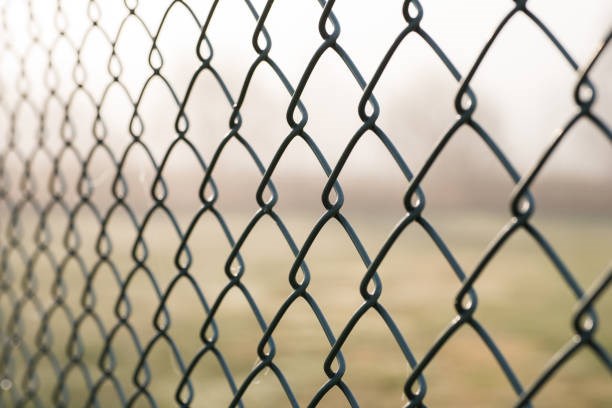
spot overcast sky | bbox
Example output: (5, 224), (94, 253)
(1, 0), (610, 212)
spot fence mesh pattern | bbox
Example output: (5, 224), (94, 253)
(0, 0), (611, 407)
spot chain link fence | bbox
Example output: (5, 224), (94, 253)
(0, 0), (610, 406)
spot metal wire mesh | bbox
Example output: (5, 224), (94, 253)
(0, 0), (610, 407)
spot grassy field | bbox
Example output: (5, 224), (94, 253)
(0, 209), (610, 407)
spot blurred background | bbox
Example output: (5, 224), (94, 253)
(0, 0), (611, 406)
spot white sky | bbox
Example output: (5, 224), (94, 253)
(1, 0), (611, 208)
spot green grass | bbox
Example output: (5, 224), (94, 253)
(0, 209), (610, 407)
